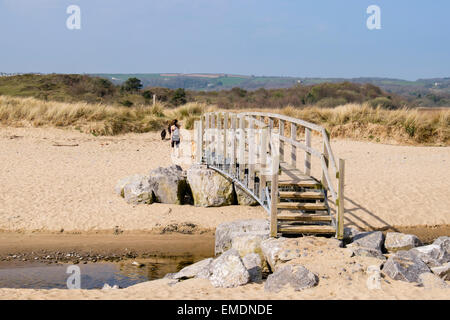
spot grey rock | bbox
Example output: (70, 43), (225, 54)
(382, 250), (430, 283)
(410, 243), (449, 268)
(350, 247), (386, 260)
(385, 232), (422, 253)
(186, 164), (234, 207)
(215, 219), (269, 255)
(166, 258), (213, 280)
(347, 231), (385, 252)
(235, 184), (258, 206)
(115, 175), (141, 198)
(148, 165), (186, 204)
(264, 264), (318, 293)
(242, 253), (262, 283)
(431, 262), (450, 281)
(261, 238), (291, 271)
(343, 227), (362, 242)
(122, 175), (154, 205)
(433, 236), (450, 255)
(418, 272), (448, 289)
(209, 249), (250, 288)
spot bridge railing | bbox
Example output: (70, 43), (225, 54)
(194, 111), (345, 239)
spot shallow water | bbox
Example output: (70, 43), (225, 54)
(0, 257), (198, 290)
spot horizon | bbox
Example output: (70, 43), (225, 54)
(1, 1), (449, 80)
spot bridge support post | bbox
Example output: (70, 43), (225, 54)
(337, 158), (345, 239)
(248, 118), (255, 192)
(230, 114), (237, 177)
(279, 120), (284, 162)
(238, 115), (245, 182)
(305, 128), (311, 175)
(259, 126), (268, 201)
(290, 123), (297, 168)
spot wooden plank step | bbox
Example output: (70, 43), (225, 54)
(277, 214), (332, 222)
(278, 225), (336, 234)
(277, 202), (327, 210)
(278, 181), (321, 188)
(279, 191), (324, 200)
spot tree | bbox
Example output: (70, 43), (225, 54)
(122, 77), (143, 93)
(171, 88), (187, 106)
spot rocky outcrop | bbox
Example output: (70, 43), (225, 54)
(186, 164), (234, 207)
(215, 219), (269, 255)
(209, 249), (250, 288)
(382, 250), (430, 283)
(242, 253), (263, 283)
(347, 231), (385, 259)
(148, 165), (187, 204)
(123, 175), (155, 205)
(264, 264), (318, 293)
(343, 227), (361, 243)
(115, 174), (141, 198)
(431, 263), (450, 281)
(234, 184), (258, 206)
(418, 272), (448, 289)
(384, 232), (422, 253)
(166, 258), (213, 281)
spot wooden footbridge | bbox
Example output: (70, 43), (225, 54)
(193, 112), (345, 239)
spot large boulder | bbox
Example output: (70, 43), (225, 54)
(418, 273), (448, 289)
(215, 219), (269, 256)
(242, 253), (263, 283)
(431, 263), (450, 281)
(148, 165), (187, 204)
(209, 249), (250, 288)
(343, 227), (362, 243)
(384, 232), (422, 253)
(410, 243), (449, 268)
(186, 164), (234, 207)
(433, 236), (450, 256)
(347, 231), (385, 259)
(122, 175), (155, 205)
(234, 184), (258, 206)
(264, 264), (318, 293)
(382, 250), (430, 283)
(165, 258), (213, 281)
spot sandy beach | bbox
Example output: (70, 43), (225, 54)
(0, 126), (449, 299)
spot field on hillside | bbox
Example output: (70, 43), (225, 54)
(0, 96), (448, 145)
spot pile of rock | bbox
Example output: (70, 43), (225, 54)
(115, 164), (258, 207)
(165, 222), (449, 291)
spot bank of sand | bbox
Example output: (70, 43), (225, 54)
(0, 127), (449, 299)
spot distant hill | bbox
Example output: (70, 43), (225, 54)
(92, 73), (450, 107)
(0, 73), (448, 108)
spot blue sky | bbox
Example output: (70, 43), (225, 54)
(0, 0), (448, 80)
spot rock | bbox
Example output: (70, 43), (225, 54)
(261, 238), (295, 271)
(343, 227), (361, 243)
(431, 262), (450, 281)
(382, 250), (430, 283)
(264, 264), (318, 293)
(166, 258), (213, 280)
(215, 219), (269, 255)
(384, 232), (422, 253)
(186, 164), (234, 207)
(232, 234), (266, 258)
(234, 184), (258, 206)
(242, 253), (262, 283)
(102, 283), (119, 290)
(410, 244), (449, 268)
(131, 261), (144, 267)
(348, 231), (385, 252)
(209, 249), (250, 288)
(148, 165), (187, 204)
(418, 273), (448, 289)
(350, 247), (386, 260)
(433, 236), (450, 255)
(115, 175), (141, 198)
(123, 175), (154, 205)
(366, 265), (382, 290)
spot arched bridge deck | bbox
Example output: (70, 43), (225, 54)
(193, 112), (345, 239)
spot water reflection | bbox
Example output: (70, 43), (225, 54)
(0, 256), (201, 290)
